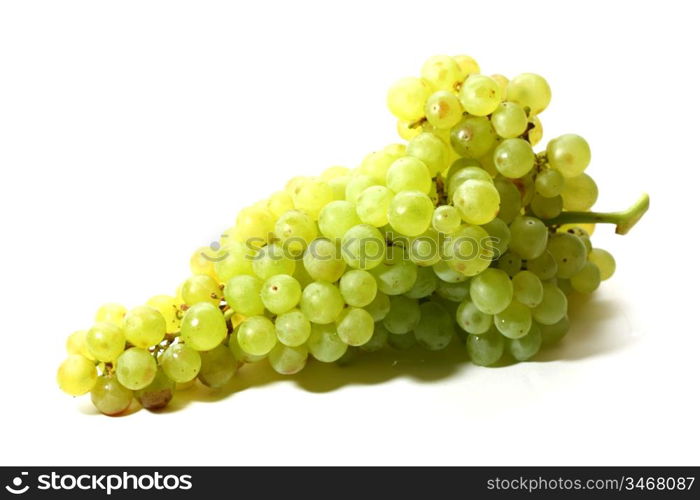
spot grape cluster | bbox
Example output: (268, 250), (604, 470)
(57, 54), (648, 415)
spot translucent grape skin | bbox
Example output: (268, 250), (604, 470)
(469, 268), (513, 315)
(383, 295), (421, 334)
(318, 201), (361, 241)
(414, 302), (454, 351)
(308, 323), (347, 362)
(95, 303), (127, 327)
(493, 138), (535, 178)
(535, 168), (565, 198)
(459, 74), (502, 116)
(453, 179), (501, 225)
(526, 250), (558, 280)
(86, 322), (125, 363)
(406, 266), (438, 299)
(57, 355), (98, 396)
(198, 344), (237, 388)
(261, 274), (302, 314)
(506, 73), (552, 115)
(180, 302), (227, 351)
(387, 156), (432, 194)
(493, 178), (522, 224)
(123, 305), (166, 349)
(508, 324), (542, 361)
(116, 348), (157, 391)
(425, 90), (463, 129)
(371, 259), (418, 296)
(512, 270), (544, 308)
(509, 215), (548, 260)
(274, 309), (311, 347)
(495, 301), (532, 339)
(90, 375), (132, 416)
(303, 238), (347, 282)
(339, 269), (378, 307)
(336, 308), (374, 346)
(570, 261), (601, 293)
(225, 275), (265, 316)
(356, 186), (393, 227)
(467, 329), (504, 366)
(491, 101), (528, 138)
(450, 115), (496, 159)
(160, 343), (202, 383)
(588, 248), (616, 281)
(387, 77), (431, 121)
(365, 292), (391, 321)
(547, 232), (587, 278)
(361, 322), (390, 352)
(275, 209), (318, 254)
(237, 316), (277, 356)
(532, 283), (568, 325)
(561, 173), (599, 211)
(181, 274), (222, 307)
(268, 344), (308, 375)
(300, 281), (345, 324)
(546, 134), (591, 178)
(388, 191), (434, 237)
(406, 132), (450, 177)
(134, 369), (175, 410)
(341, 224), (386, 270)
(456, 300), (493, 334)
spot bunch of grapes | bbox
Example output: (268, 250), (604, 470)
(57, 54), (648, 415)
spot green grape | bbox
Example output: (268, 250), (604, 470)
(459, 74), (502, 116)
(228, 333), (265, 364)
(365, 291), (390, 321)
(512, 270), (544, 308)
(253, 243), (296, 280)
(318, 201), (361, 241)
(90, 374), (132, 415)
(497, 251), (523, 277)
(345, 174), (380, 204)
(321, 166), (351, 181)
(528, 115), (543, 145)
(300, 281), (345, 324)
(532, 283), (568, 325)
(198, 344), (237, 388)
(495, 301), (532, 339)
(269, 344), (308, 375)
(387, 77), (431, 121)
(260, 275), (302, 314)
(225, 275), (265, 316)
(519, 172), (537, 206)
(57, 355), (97, 396)
(588, 248), (616, 281)
(490, 101), (528, 138)
(535, 168), (565, 197)
(371, 258), (418, 296)
(341, 224), (386, 270)
(339, 269), (377, 307)
(506, 73), (551, 115)
(303, 238), (346, 282)
(482, 218), (511, 258)
(540, 316), (570, 346)
(442, 224), (493, 277)
(116, 348), (157, 391)
(432, 206), (461, 234)
(453, 54), (480, 79)
(558, 278), (574, 295)
(190, 246), (219, 280)
(509, 215), (548, 260)
(547, 232), (587, 278)
(146, 295), (182, 334)
(361, 322), (389, 352)
(292, 178), (334, 220)
(561, 226), (593, 254)
(570, 261), (601, 293)
(453, 179), (500, 225)
(134, 368), (175, 410)
(181, 274), (222, 307)
(435, 279), (470, 302)
(356, 186), (393, 227)
(275, 209), (318, 255)
(546, 134), (591, 178)
(387, 157), (432, 194)
(491, 74), (509, 96)
(467, 329), (504, 366)
(508, 324), (542, 361)
(561, 173), (598, 211)
(160, 343), (201, 383)
(328, 175), (351, 200)
(405, 266), (438, 299)
(456, 300), (492, 334)
(421, 55), (462, 91)
(433, 259), (469, 283)
(493, 138), (535, 178)
(388, 191), (434, 237)
(237, 316), (277, 356)
(382, 295), (421, 334)
(470, 268), (513, 314)
(450, 115), (496, 159)
(414, 302), (454, 351)
(531, 193), (563, 219)
(267, 190), (295, 218)
(425, 90), (463, 129)
(446, 158), (490, 185)
(410, 229), (442, 267)
(336, 308), (374, 346)
(274, 309), (311, 347)
(308, 323), (348, 362)
(231, 205), (275, 247)
(494, 177), (522, 223)
(359, 149), (400, 184)
(214, 241), (256, 282)
(388, 330), (417, 350)
(180, 302), (227, 351)
(123, 306), (166, 349)
(86, 322), (125, 363)
(397, 119), (422, 140)
(95, 303), (127, 327)
(66, 330), (93, 360)
(526, 250), (558, 280)
(406, 132), (449, 176)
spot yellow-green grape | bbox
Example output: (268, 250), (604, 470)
(388, 191), (434, 237)
(506, 73), (552, 115)
(490, 102), (528, 138)
(425, 90), (463, 130)
(308, 323), (347, 362)
(285, 176), (307, 195)
(410, 229), (442, 267)
(181, 274), (222, 307)
(341, 224), (386, 270)
(397, 120), (422, 140)
(546, 134), (591, 178)
(291, 178), (334, 220)
(435, 279), (470, 303)
(228, 333), (265, 364)
(303, 238), (346, 282)
(531, 194), (563, 219)
(453, 54), (480, 79)
(456, 300), (492, 334)
(495, 301), (532, 339)
(361, 322), (389, 352)
(467, 328), (504, 366)
(491, 74), (509, 96)
(509, 215), (548, 261)
(588, 248), (616, 281)
(447, 162), (494, 199)
(198, 344), (237, 388)
(388, 330), (417, 350)
(470, 268), (513, 315)
(383, 295), (421, 334)
(387, 157), (432, 194)
(497, 251), (523, 277)
(482, 218), (511, 258)
(356, 185), (394, 227)
(252, 243), (296, 280)
(116, 348), (157, 391)
(275, 209), (318, 255)
(561, 173), (598, 211)
(261, 274), (302, 314)
(459, 74), (502, 116)
(57, 355), (97, 396)
(146, 295), (182, 334)
(232, 206), (275, 247)
(365, 291), (391, 321)
(160, 343), (201, 383)
(189, 247), (219, 281)
(237, 316), (277, 356)
(528, 115), (543, 145)
(453, 179), (500, 225)
(213, 240), (255, 281)
(336, 308), (374, 346)
(123, 305), (166, 349)
(421, 55), (462, 91)
(547, 232), (587, 278)
(86, 322), (125, 362)
(95, 303), (127, 327)
(269, 344), (308, 375)
(224, 275), (264, 316)
(328, 175), (351, 201)
(493, 138), (535, 178)
(406, 132), (450, 177)
(66, 330), (94, 360)
(570, 261), (601, 294)
(415, 302), (454, 351)
(134, 368), (175, 410)
(274, 309), (311, 347)
(339, 269), (378, 307)
(405, 266), (438, 299)
(359, 148), (401, 184)
(387, 77), (431, 121)
(267, 190), (295, 218)
(532, 284), (568, 325)
(442, 225), (493, 277)
(526, 250), (558, 281)
(371, 258), (418, 296)
(180, 302), (227, 351)
(321, 166), (351, 181)
(563, 226), (592, 254)
(300, 281), (345, 324)
(492, 178), (521, 224)
(433, 262), (463, 286)
(345, 174), (380, 204)
(90, 374), (132, 415)
(318, 201), (361, 241)
(293, 259), (314, 289)
(535, 168), (565, 198)
(450, 115), (496, 159)
(432, 206), (461, 234)
(508, 324), (542, 361)
(512, 270), (544, 308)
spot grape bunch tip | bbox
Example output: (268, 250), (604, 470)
(57, 54), (649, 416)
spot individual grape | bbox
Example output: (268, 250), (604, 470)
(308, 323), (348, 362)
(570, 261), (601, 293)
(388, 330), (417, 350)
(547, 232), (587, 278)
(453, 54), (480, 79)
(405, 266), (438, 299)
(328, 175), (351, 201)
(275, 209), (318, 255)
(213, 241), (256, 282)
(459, 74), (502, 116)
(450, 115), (496, 159)
(494, 177), (522, 223)
(341, 224), (386, 270)
(495, 301), (532, 339)
(228, 333), (264, 364)
(397, 120), (422, 140)
(189, 247), (219, 280)
(431, 259), (467, 284)
(435, 279), (470, 302)
(470, 268), (513, 315)
(382, 295), (421, 334)
(231, 205), (275, 247)
(123, 306), (166, 349)
(356, 186), (393, 227)
(116, 348), (157, 391)
(388, 191), (434, 237)
(518, 173), (537, 207)
(406, 132), (450, 176)
(181, 274), (222, 307)
(321, 166), (351, 181)
(345, 174), (379, 204)
(448, 166), (494, 200)
(371, 258), (418, 296)
(57, 355), (98, 396)
(546, 134), (591, 178)
(95, 303), (127, 327)
(508, 324), (542, 361)
(365, 291), (391, 321)
(86, 322), (125, 363)
(509, 215), (548, 260)
(198, 344), (237, 388)
(318, 201), (361, 241)
(414, 302), (454, 351)
(432, 205), (461, 234)
(425, 90), (463, 129)
(558, 278), (574, 296)
(134, 369), (175, 410)
(180, 302), (227, 351)
(275, 309), (311, 347)
(252, 243), (296, 280)
(540, 316), (570, 346)
(493, 138), (535, 178)
(531, 193), (563, 219)
(269, 344), (308, 375)
(560, 226), (593, 254)
(336, 308), (375, 346)
(482, 218), (511, 259)
(387, 77), (431, 121)
(339, 269), (377, 307)
(261, 274), (302, 314)
(453, 179), (500, 225)
(66, 330), (94, 360)
(491, 101), (528, 138)
(561, 173), (599, 211)
(456, 300), (492, 334)
(237, 316), (277, 356)
(160, 343), (201, 383)
(443, 224), (493, 277)
(300, 281), (345, 324)
(360, 147), (403, 183)
(90, 374), (132, 415)
(525, 250), (558, 280)
(528, 115), (543, 145)
(588, 248), (616, 281)
(421, 55), (462, 91)
(387, 157), (432, 194)
(291, 178), (334, 220)
(535, 168), (565, 197)
(224, 275), (265, 316)
(512, 270), (544, 308)
(467, 329), (504, 366)
(303, 238), (346, 282)
(532, 283), (568, 325)
(361, 322), (389, 352)
(409, 229), (442, 267)
(497, 251), (523, 277)
(146, 295), (182, 334)
(267, 190), (295, 218)
(506, 73), (552, 115)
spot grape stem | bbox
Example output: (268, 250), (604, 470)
(544, 193), (650, 235)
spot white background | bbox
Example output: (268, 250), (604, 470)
(1, 0), (698, 466)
